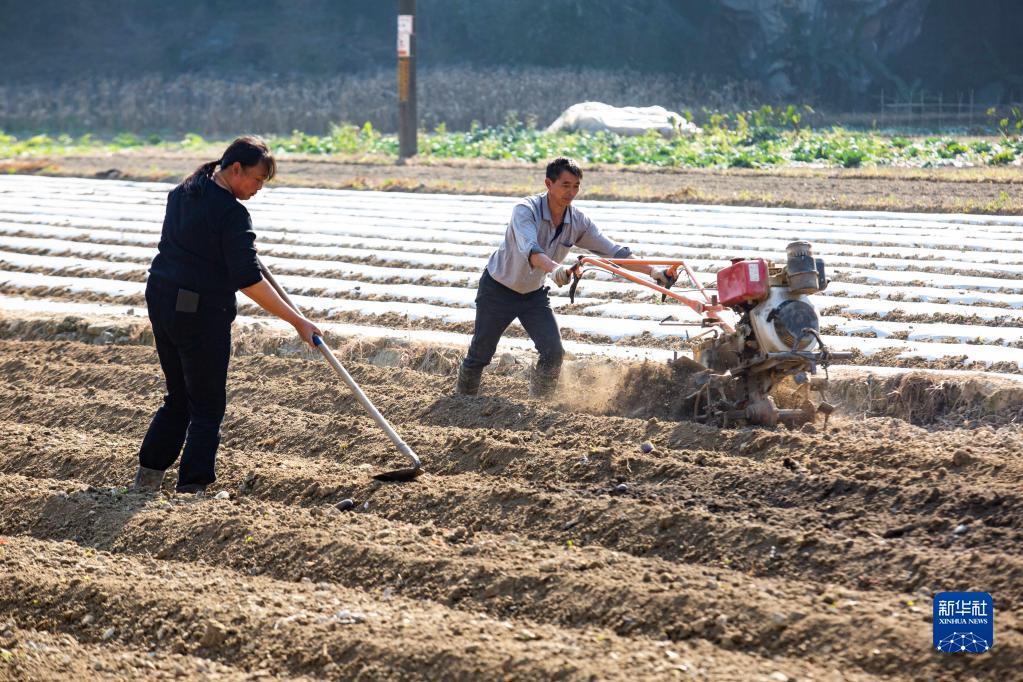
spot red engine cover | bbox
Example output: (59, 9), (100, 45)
(716, 259), (769, 306)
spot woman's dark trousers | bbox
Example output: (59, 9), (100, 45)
(138, 278), (234, 489)
(460, 269), (564, 396)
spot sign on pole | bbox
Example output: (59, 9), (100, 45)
(397, 1), (417, 161)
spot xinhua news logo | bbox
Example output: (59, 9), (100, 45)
(933, 592), (994, 653)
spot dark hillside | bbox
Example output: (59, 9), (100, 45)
(2, 0), (1021, 106)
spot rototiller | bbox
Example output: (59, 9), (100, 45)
(568, 241), (853, 427)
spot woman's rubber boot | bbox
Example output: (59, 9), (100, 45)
(455, 365), (482, 396)
(131, 466), (165, 493)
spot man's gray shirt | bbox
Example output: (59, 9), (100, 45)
(485, 193), (631, 294)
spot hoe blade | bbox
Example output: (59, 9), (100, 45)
(373, 466), (424, 482)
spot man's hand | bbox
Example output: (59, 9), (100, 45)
(551, 264), (576, 287)
(650, 266), (674, 288)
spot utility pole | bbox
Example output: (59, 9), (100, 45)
(397, 0), (417, 162)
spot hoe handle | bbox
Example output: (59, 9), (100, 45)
(311, 336), (421, 468)
(256, 259), (421, 470)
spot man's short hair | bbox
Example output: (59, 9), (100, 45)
(546, 157), (583, 182)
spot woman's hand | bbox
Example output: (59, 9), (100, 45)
(293, 317), (323, 347)
(241, 278), (322, 347)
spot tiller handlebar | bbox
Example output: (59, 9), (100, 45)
(567, 257), (734, 333)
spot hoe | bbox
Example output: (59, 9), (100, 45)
(257, 259), (423, 482)
(568, 241), (853, 427)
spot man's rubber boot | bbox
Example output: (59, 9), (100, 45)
(131, 466), (165, 493)
(529, 366), (560, 399)
(455, 365), (482, 396)
(175, 483), (207, 496)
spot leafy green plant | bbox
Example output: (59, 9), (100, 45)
(728, 152), (756, 168)
(111, 133), (145, 147)
(989, 149), (1015, 165)
(990, 106), (1023, 139)
(937, 140), (969, 158)
(180, 133), (208, 149)
(835, 148), (866, 168)
(0, 122), (1016, 171)
(742, 126), (780, 145)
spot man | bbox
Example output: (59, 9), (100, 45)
(456, 157), (673, 398)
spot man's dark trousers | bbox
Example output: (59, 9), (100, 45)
(138, 277), (234, 488)
(462, 269), (564, 388)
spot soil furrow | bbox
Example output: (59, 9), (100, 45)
(0, 624), (279, 681)
(3, 341), (1022, 486)
(2, 403), (1022, 620)
(1, 531), (708, 681)
(4, 358), (1022, 528)
(4, 472), (1019, 681)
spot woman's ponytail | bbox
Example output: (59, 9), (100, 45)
(180, 159), (220, 194)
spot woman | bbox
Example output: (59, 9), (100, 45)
(132, 135), (321, 495)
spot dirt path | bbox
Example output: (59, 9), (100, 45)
(1, 339), (1021, 679)
(4, 150), (1023, 214)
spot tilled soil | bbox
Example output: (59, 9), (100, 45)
(1, 338), (1021, 680)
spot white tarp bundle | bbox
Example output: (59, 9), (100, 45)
(545, 101), (701, 138)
